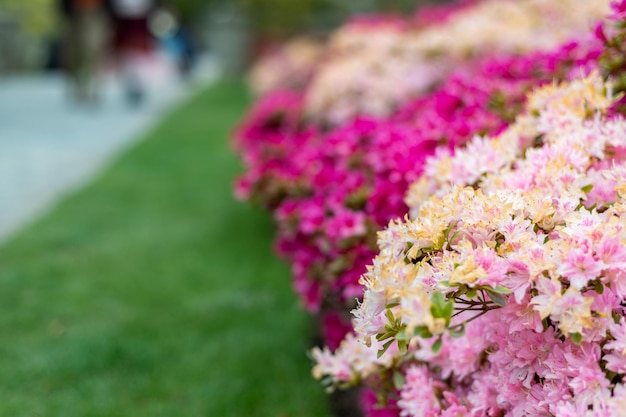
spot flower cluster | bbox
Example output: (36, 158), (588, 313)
(232, 2), (626, 417)
(236, 34), (603, 335)
(314, 70), (626, 416)
(234, 7), (613, 373)
(247, 37), (324, 96)
(598, 0), (626, 113)
(304, 0), (610, 125)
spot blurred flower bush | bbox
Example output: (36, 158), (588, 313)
(232, 0), (626, 415)
(247, 37), (324, 96)
(305, 0), (609, 125)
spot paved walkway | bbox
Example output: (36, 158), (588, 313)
(0, 59), (219, 242)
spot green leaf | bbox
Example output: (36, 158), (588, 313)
(378, 339), (394, 358)
(415, 325), (433, 339)
(570, 332), (583, 345)
(448, 230), (461, 245)
(493, 285), (512, 294)
(442, 300), (454, 326)
(485, 288), (507, 307)
(436, 232), (447, 250)
(430, 290), (446, 318)
(376, 331), (395, 342)
(581, 184), (594, 193)
(432, 338), (443, 354)
(386, 308), (395, 323)
(393, 371), (406, 390)
(396, 327), (409, 341)
(397, 339), (408, 354)
(449, 324), (466, 338)
(594, 280), (604, 295)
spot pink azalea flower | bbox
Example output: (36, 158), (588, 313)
(557, 245), (604, 289)
(398, 366), (443, 417)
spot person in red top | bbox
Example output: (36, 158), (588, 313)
(109, 0), (157, 105)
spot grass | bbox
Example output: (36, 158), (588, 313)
(0, 81), (331, 416)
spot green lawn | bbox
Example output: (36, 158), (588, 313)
(0, 81), (331, 416)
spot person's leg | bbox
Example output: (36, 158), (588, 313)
(77, 9), (110, 104)
(62, 17), (81, 102)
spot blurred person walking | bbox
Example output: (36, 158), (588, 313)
(148, 5), (197, 78)
(59, 0), (112, 104)
(109, 0), (156, 105)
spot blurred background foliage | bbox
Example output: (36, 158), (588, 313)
(176, 0), (423, 37)
(0, 0), (434, 40)
(0, 0), (444, 73)
(0, 0), (55, 36)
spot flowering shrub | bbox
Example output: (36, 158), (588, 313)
(307, 4), (626, 416)
(235, 35), (603, 331)
(231, 1), (626, 416)
(304, 0), (610, 125)
(247, 37), (324, 96)
(235, 1), (608, 328)
(597, 0), (626, 114)
(313, 69), (626, 416)
(234, 19), (616, 400)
